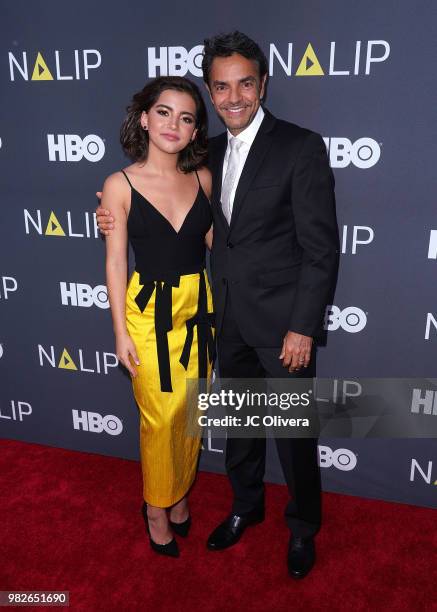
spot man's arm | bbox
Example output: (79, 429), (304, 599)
(289, 131), (339, 336)
(96, 191), (115, 235)
(281, 132), (339, 371)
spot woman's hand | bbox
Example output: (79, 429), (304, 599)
(116, 332), (140, 378)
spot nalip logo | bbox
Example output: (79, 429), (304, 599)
(24, 209), (98, 238)
(38, 345), (118, 374)
(8, 50), (101, 81)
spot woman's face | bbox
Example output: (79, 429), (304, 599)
(141, 89), (197, 155)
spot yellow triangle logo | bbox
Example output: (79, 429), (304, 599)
(45, 211), (66, 236)
(31, 52), (54, 81)
(58, 348), (78, 370)
(295, 43), (324, 76)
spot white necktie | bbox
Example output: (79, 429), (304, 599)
(221, 137), (243, 224)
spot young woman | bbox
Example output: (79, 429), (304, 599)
(103, 76), (214, 558)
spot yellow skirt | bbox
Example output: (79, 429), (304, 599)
(126, 269), (214, 507)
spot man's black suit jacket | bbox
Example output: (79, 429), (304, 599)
(208, 108), (339, 347)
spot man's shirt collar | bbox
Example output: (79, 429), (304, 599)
(226, 105), (265, 146)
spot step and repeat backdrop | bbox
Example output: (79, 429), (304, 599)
(1, 1), (436, 508)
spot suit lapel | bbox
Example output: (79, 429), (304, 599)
(229, 110), (276, 232)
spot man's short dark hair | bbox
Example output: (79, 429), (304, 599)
(202, 31), (269, 86)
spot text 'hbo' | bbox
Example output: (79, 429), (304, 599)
(47, 134), (105, 162)
(60, 282), (109, 309)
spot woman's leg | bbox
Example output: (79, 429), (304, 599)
(169, 495), (189, 523)
(146, 504), (173, 545)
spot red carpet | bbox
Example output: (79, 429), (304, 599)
(0, 439), (435, 611)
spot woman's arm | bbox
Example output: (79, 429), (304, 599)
(104, 173), (139, 377)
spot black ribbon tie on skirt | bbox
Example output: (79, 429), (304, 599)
(134, 268), (215, 393)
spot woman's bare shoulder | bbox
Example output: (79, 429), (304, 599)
(101, 171), (132, 213)
(196, 166), (212, 199)
(103, 170), (131, 193)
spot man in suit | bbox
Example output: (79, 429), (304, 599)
(97, 31), (339, 578)
(201, 32), (338, 579)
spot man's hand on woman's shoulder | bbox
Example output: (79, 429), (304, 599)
(96, 190), (114, 236)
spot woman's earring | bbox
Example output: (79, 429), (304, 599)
(143, 124), (148, 131)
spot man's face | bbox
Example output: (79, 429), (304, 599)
(207, 53), (266, 136)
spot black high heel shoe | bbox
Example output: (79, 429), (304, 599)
(141, 502), (179, 558)
(169, 515), (191, 538)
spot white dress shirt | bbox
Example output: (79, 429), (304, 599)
(221, 105), (265, 214)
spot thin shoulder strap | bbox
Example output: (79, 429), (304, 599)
(194, 169), (201, 187)
(121, 170), (133, 189)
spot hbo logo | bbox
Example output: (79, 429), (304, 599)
(148, 45), (204, 77)
(48, 134), (105, 162)
(60, 282), (109, 309)
(72, 410), (123, 436)
(318, 446), (357, 471)
(323, 137), (381, 169)
(324, 305), (367, 333)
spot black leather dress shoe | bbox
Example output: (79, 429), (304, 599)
(207, 510), (264, 551)
(287, 536), (315, 579)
